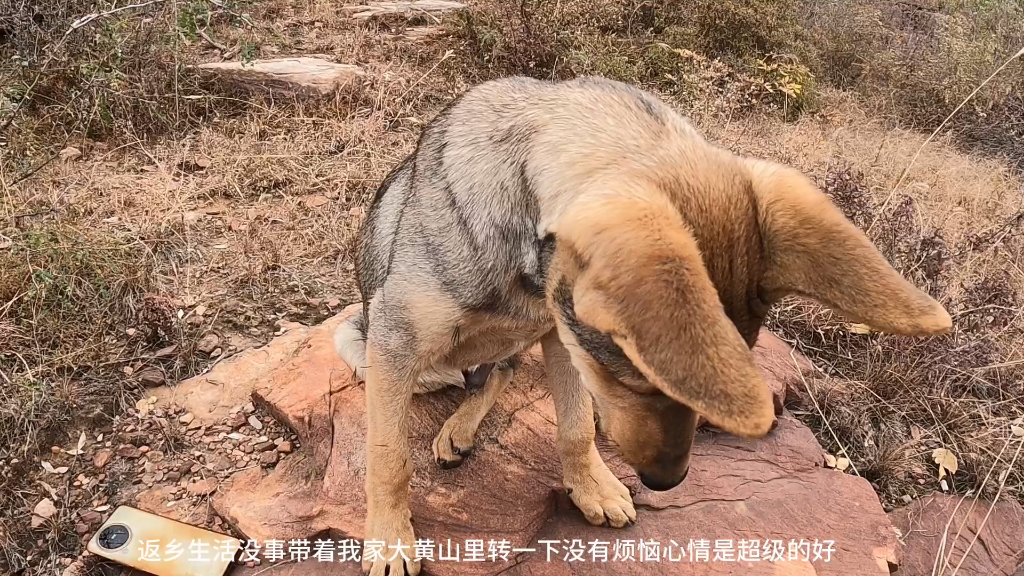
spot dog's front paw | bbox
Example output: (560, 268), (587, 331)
(363, 511), (420, 576)
(432, 413), (477, 469)
(564, 456), (636, 528)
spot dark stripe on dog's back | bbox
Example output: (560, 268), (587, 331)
(552, 279), (644, 383)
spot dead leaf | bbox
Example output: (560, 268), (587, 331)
(38, 481), (58, 500)
(59, 147), (83, 161)
(910, 425), (925, 441)
(194, 304), (208, 317)
(31, 498), (57, 528)
(41, 461), (69, 474)
(94, 504), (111, 512)
(302, 195), (330, 209)
(1012, 425), (1024, 438)
(848, 323), (872, 335)
(835, 457), (851, 472)
(64, 431), (87, 455)
(932, 448), (958, 479)
(195, 156), (212, 169)
(0, 234), (11, 250)
(824, 454), (837, 468)
(135, 398), (151, 418)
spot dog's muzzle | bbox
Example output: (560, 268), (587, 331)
(639, 466), (689, 492)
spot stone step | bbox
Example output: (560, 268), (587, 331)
(195, 57), (364, 97)
(342, 0), (467, 22)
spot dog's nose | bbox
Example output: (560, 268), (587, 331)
(639, 467), (688, 491)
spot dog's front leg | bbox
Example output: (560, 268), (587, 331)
(540, 330), (636, 527)
(363, 342), (420, 576)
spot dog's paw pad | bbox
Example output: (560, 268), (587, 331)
(432, 416), (477, 470)
(566, 460), (636, 528)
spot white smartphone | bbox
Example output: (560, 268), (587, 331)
(86, 506), (242, 576)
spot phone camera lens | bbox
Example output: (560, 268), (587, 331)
(97, 524), (131, 550)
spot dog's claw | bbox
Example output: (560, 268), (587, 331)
(432, 409), (479, 470)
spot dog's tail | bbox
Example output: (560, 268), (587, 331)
(334, 308), (368, 382)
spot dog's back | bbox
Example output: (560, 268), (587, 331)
(342, 76), (741, 373)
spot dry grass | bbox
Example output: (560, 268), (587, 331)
(2, 0), (1024, 572)
(702, 105), (1024, 506)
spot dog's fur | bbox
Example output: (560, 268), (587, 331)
(334, 76), (952, 576)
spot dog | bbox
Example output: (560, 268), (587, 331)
(333, 75), (952, 576)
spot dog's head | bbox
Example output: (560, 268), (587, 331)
(548, 151), (951, 492)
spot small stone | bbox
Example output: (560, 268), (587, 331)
(179, 413), (195, 425)
(241, 443), (253, 454)
(227, 413), (247, 428)
(901, 494), (913, 504)
(79, 510), (102, 525)
(277, 441), (292, 454)
(136, 367), (166, 387)
(259, 451), (278, 466)
(247, 416), (263, 430)
(213, 456), (233, 472)
(139, 446), (150, 454)
(116, 445), (140, 459)
(75, 522), (90, 535)
(196, 333), (221, 355)
(166, 471), (181, 482)
(244, 402), (256, 414)
(254, 441), (275, 452)
(186, 478), (218, 497)
(93, 450), (112, 469)
(60, 147), (83, 162)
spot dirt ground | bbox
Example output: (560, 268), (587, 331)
(2, 0), (1024, 574)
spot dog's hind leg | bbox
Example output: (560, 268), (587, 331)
(431, 357), (515, 469)
(541, 329), (636, 528)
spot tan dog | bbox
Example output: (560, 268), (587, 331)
(333, 76), (951, 576)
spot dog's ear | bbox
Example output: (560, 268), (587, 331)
(562, 198), (775, 438)
(746, 159), (952, 335)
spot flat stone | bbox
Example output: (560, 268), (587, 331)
(196, 58), (364, 97)
(186, 478), (219, 497)
(343, 0), (466, 21)
(93, 449), (112, 469)
(152, 318), (325, 423)
(889, 493), (1024, 575)
(203, 305), (898, 575)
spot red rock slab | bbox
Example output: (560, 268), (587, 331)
(201, 306), (899, 576)
(888, 493), (1024, 575)
(752, 328), (816, 408)
(150, 318), (337, 423)
(510, 415), (897, 576)
(215, 346), (561, 576)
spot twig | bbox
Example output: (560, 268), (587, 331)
(867, 45), (1024, 235)
(935, 429), (1013, 575)
(948, 433), (1024, 576)
(198, 28), (228, 52)
(790, 349), (860, 476)
(931, 494), (972, 576)
(0, 0), (169, 133)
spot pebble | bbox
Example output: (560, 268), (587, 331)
(179, 413), (195, 425)
(259, 451), (278, 466)
(254, 441), (275, 452)
(247, 415), (263, 430)
(277, 441), (292, 454)
(186, 478), (218, 496)
(900, 494), (913, 504)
